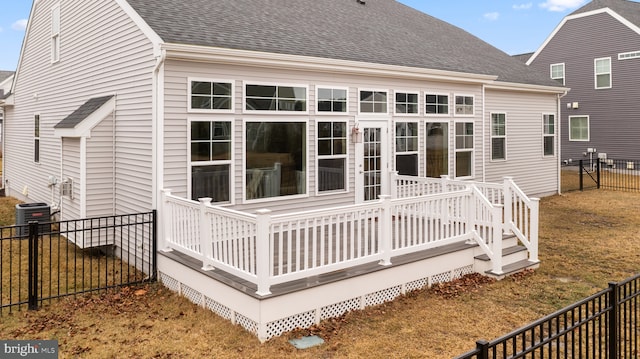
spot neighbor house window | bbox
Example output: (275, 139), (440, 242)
(491, 113), (506, 161)
(190, 121), (232, 202)
(245, 121), (306, 200)
(550, 63), (565, 85)
(359, 90), (388, 113)
(595, 57), (611, 89)
(455, 122), (473, 178)
(189, 80), (233, 111)
(543, 114), (555, 156)
(245, 84), (307, 112)
(426, 122), (448, 178)
(395, 92), (419, 114)
(317, 121), (347, 192)
(395, 122), (419, 176)
(317, 87), (347, 113)
(426, 94), (449, 115)
(51, 4), (60, 63)
(454, 95), (474, 116)
(34, 115), (40, 163)
(569, 116), (589, 141)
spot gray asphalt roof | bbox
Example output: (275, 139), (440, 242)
(0, 71), (14, 83)
(125, 0), (560, 87)
(512, 52), (534, 63)
(571, 0), (640, 26)
(54, 95), (114, 129)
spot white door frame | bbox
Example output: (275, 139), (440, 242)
(355, 119), (390, 203)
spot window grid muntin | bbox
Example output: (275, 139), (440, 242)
(317, 87), (348, 113)
(425, 94), (449, 115)
(245, 84), (308, 112)
(454, 95), (474, 116)
(394, 92), (419, 115)
(359, 90), (388, 114)
(189, 80), (234, 112)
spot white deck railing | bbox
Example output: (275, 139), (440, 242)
(160, 179), (515, 295)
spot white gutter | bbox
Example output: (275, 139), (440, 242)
(484, 81), (568, 95)
(482, 84), (486, 182)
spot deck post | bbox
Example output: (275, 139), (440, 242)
(390, 171), (399, 199)
(503, 177), (514, 234)
(491, 204), (504, 275)
(440, 175), (450, 193)
(529, 198), (540, 262)
(379, 195), (392, 266)
(255, 209), (273, 296)
(199, 198), (214, 270)
(159, 189), (173, 252)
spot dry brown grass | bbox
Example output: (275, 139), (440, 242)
(0, 191), (639, 358)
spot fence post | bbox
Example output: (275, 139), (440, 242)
(503, 177), (513, 234)
(151, 210), (158, 281)
(255, 209), (272, 296)
(379, 195), (392, 266)
(608, 281), (619, 359)
(476, 340), (489, 359)
(597, 158), (601, 189)
(579, 160), (584, 191)
(27, 221), (39, 311)
(199, 198), (214, 270)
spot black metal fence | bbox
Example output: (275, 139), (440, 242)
(454, 273), (639, 359)
(1, 211), (156, 313)
(563, 159), (640, 193)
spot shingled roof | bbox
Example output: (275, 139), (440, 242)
(571, 0), (640, 26)
(125, 0), (560, 87)
(54, 95), (114, 129)
(0, 71), (14, 83)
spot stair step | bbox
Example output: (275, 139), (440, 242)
(485, 259), (540, 279)
(474, 245), (527, 262)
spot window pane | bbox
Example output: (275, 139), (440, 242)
(191, 96), (212, 109)
(426, 123), (448, 178)
(211, 143), (231, 160)
(318, 139), (331, 156)
(492, 138), (505, 160)
(191, 122), (210, 140)
(192, 82), (212, 95)
(596, 74), (610, 88)
(318, 158), (345, 191)
(246, 85), (276, 97)
(333, 122), (346, 137)
(332, 101), (347, 112)
(318, 88), (332, 99)
(396, 154), (418, 176)
(318, 101), (332, 112)
(246, 122), (306, 199)
(213, 82), (231, 96)
(212, 97), (231, 110)
(318, 122), (332, 138)
(192, 165), (230, 202)
(544, 136), (554, 156)
(246, 98), (275, 111)
(191, 142), (211, 161)
(360, 91), (373, 101)
(456, 151), (472, 178)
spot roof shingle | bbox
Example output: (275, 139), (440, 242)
(54, 95), (114, 129)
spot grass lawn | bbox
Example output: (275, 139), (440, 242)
(1, 191), (639, 358)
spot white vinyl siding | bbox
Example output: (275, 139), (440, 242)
(61, 138), (81, 221)
(86, 117), (115, 217)
(5, 0), (155, 214)
(594, 57), (611, 89)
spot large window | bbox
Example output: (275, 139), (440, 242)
(317, 121), (347, 192)
(51, 4), (60, 63)
(34, 114), (40, 163)
(190, 80), (233, 111)
(491, 113), (506, 161)
(246, 122), (306, 200)
(550, 63), (565, 85)
(190, 121), (232, 202)
(317, 87), (347, 113)
(569, 116), (589, 141)
(595, 57), (611, 89)
(395, 122), (418, 176)
(454, 95), (474, 116)
(426, 122), (448, 178)
(426, 94), (449, 115)
(245, 84), (307, 112)
(543, 114), (555, 156)
(455, 122), (473, 178)
(395, 92), (419, 114)
(359, 90), (388, 113)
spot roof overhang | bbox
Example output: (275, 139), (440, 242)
(54, 96), (115, 138)
(485, 81), (569, 95)
(161, 42), (499, 85)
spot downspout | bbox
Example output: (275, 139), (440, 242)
(482, 84), (486, 182)
(151, 48), (166, 211)
(557, 90), (568, 194)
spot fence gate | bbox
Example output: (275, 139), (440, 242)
(579, 159), (601, 191)
(1, 211), (156, 313)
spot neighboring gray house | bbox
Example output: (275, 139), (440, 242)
(3, 0), (566, 340)
(526, 0), (640, 163)
(0, 71), (14, 153)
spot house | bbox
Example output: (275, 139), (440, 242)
(0, 71), (14, 153)
(525, 0), (640, 163)
(2, 0), (565, 341)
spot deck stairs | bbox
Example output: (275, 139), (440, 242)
(474, 234), (540, 280)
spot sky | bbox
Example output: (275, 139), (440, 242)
(0, 0), (593, 71)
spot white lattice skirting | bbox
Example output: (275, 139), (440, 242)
(158, 251), (475, 342)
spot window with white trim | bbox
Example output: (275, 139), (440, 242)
(395, 122), (419, 175)
(395, 92), (419, 114)
(317, 121), (347, 192)
(359, 90), (387, 113)
(34, 114), (40, 163)
(190, 121), (232, 202)
(550, 63), (565, 85)
(543, 114), (555, 156)
(245, 121), (306, 200)
(595, 57), (611, 89)
(619, 51), (640, 60)
(569, 116), (589, 141)
(245, 84), (307, 112)
(455, 122), (473, 178)
(425, 94), (448, 115)
(454, 95), (474, 116)
(491, 113), (506, 161)
(426, 122), (448, 178)
(317, 87), (347, 113)
(51, 4), (60, 63)
(190, 80), (233, 111)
